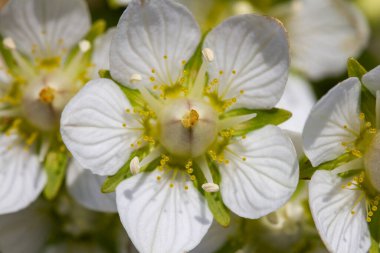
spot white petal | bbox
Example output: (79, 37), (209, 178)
(66, 160), (117, 213)
(284, 130), (304, 159)
(219, 125), (299, 219)
(309, 170), (370, 253)
(0, 0), (90, 58)
(110, 0), (201, 89)
(116, 170), (213, 253)
(303, 78), (361, 166)
(286, 0), (369, 79)
(0, 200), (52, 253)
(61, 78), (143, 176)
(91, 28), (115, 79)
(362, 65), (380, 96)
(203, 14), (289, 109)
(277, 74), (316, 133)
(0, 134), (46, 214)
(190, 219), (236, 253)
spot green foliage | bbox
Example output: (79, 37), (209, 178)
(299, 153), (356, 180)
(221, 107), (292, 136)
(43, 150), (69, 200)
(369, 211), (380, 253)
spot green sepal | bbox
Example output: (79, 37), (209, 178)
(369, 209), (380, 253)
(361, 84), (376, 126)
(98, 69), (146, 108)
(43, 150), (69, 200)
(65, 19), (106, 66)
(347, 57), (367, 79)
(299, 152), (356, 180)
(221, 107), (292, 136)
(192, 162), (231, 227)
(101, 147), (156, 193)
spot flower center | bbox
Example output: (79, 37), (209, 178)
(364, 132), (380, 192)
(158, 98), (218, 158)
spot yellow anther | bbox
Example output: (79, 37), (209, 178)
(232, 70), (237, 75)
(242, 157), (247, 161)
(240, 90), (245, 94)
(122, 123), (127, 127)
(360, 113), (365, 120)
(351, 210), (356, 215)
(156, 176), (161, 181)
(163, 55), (168, 60)
(39, 86), (56, 104)
(181, 109), (199, 128)
(184, 185), (189, 190)
(367, 217), (372, 222)
(26, 132), (38, 146)
(151, 68), (156, 74)
(219, 70), (224, 75)
(373, 206), (378, 211)
(352, 149), (363, 158)
(366, 122), (372, 128)
(369, 211), (374, 216)
(190, 175), (196, 181)
(149, 77), (155, 82)
(369, 128), (377, 134)
(169, 183), (174, 188)
(181, 60), (186, 65)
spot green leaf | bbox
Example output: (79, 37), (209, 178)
(221, 108), (292, 136)
(347, 57), (367, 79)
(299, 152), (356, 180)
(43, 150), (68, 200)
(192, 162), (231, 227)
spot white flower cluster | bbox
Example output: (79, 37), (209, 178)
(0, 0), (375, 252)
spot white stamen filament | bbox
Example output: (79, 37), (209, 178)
(79, 40), (91, 52)
(38, 137), (51, 162)
(376, 91), (380, 129)
(3, 39), (36, 79)
(197, 155), (220, 192)
(217, 113), (257, 131)
(332, 158), (363, 175)
(189, 48), (215, 99)
(138, 86), (162, 114)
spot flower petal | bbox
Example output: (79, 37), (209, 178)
(190, 219), (236, 253)
(0, 0), (90, 58)
(286, 0), (369, 79)
(219, 125), (299, 219)
(303, 78), (361, 166)
(110, 0), (200, 89)
(0, 134), (46, 214)
(116, 170), (212, 253)
(91, 28), (115, 79)
(0, 200), (52, 253)
(362, 65), (380, 96)
(61, 78), (143, 176)
(66, 160), (117, 213)
(309, 169), (370, 253)
(203, 14), (289, 109)
(277, 74), (316, 133)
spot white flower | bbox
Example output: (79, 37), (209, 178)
(0, 0), (116, 214)
(303, 65), (380, 253)
(277, 0), (369, 80)
(60, 0), (299, 252)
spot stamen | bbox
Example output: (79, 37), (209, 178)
(130, 73), (142, 83)
(189, 48), (215, 98)
(217, 113), (257, 131)
(138, 86), (163, 115)
(202, 48), (214, 62)
(79, 40), (91, 52)
(130, 156), (140, 175)
(202, 183), (220, 192)
(196, 155), (220, 192)
(3, 37), (16, 50)
(332, 158), (363, 175)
